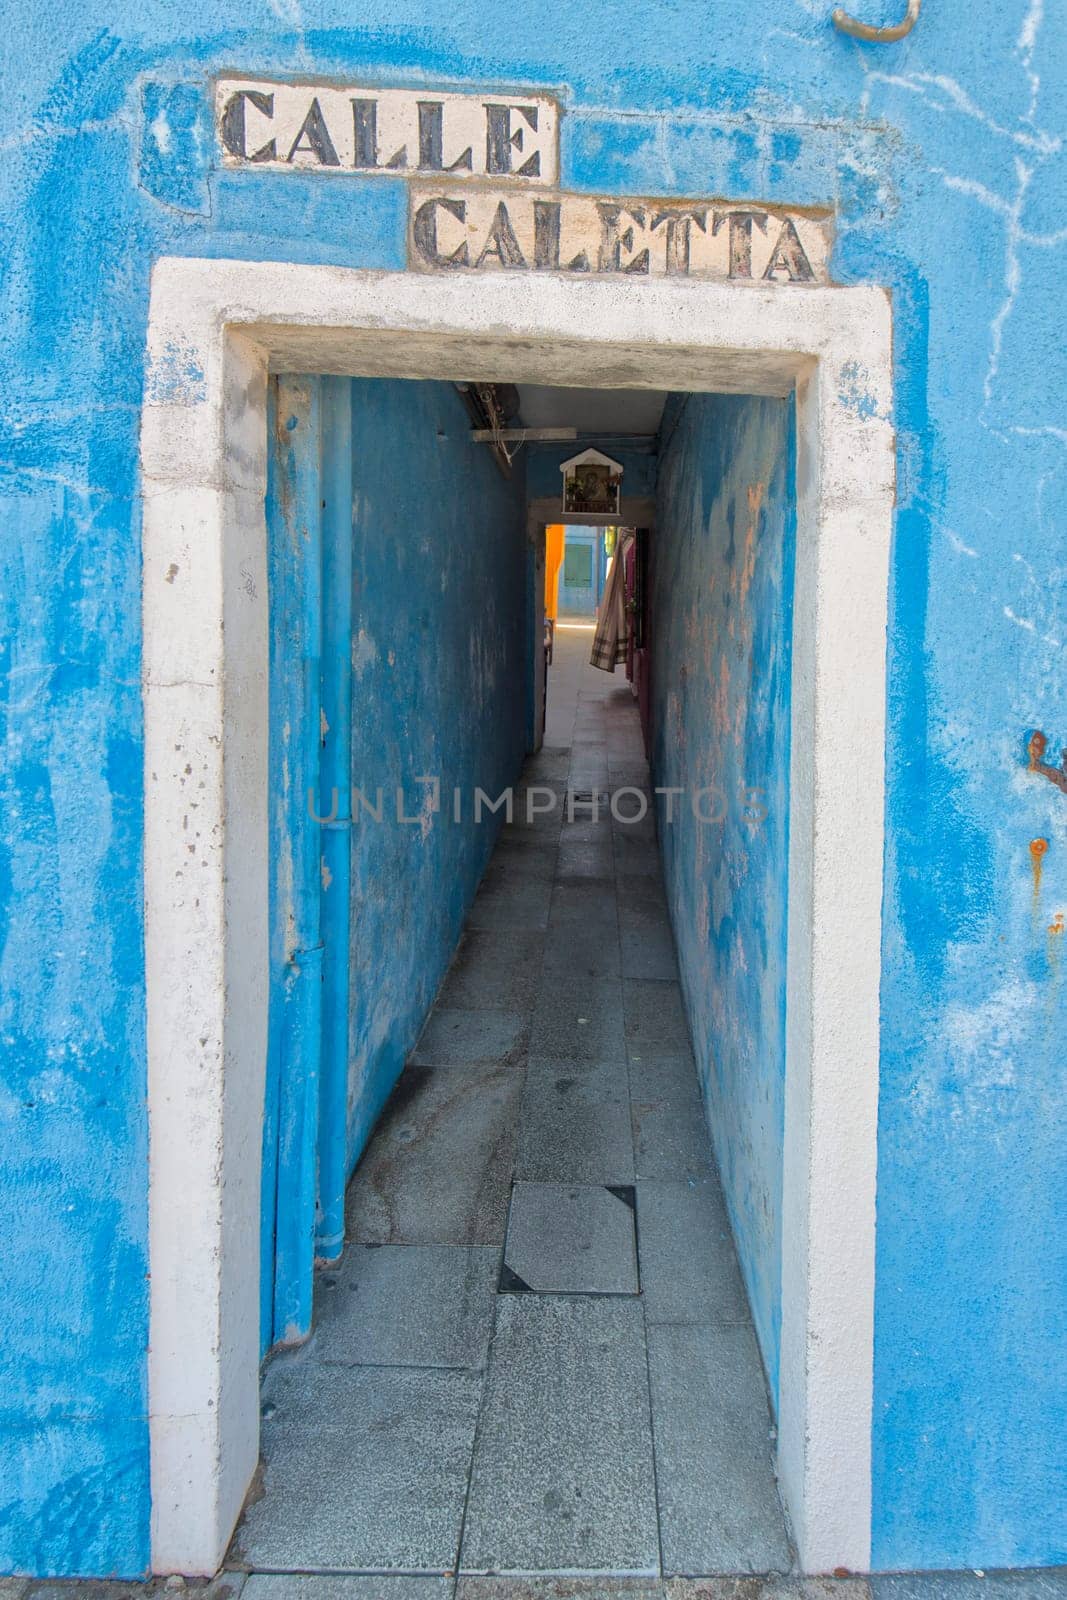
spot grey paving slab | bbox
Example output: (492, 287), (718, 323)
(616, 872), (668, 910)
(468, 872), (554, 931)
(461, 1295), (659, 1574)
(620, 922), (679, 982)
(411, 1006), (528, 1066)
(664, 1583), (872, 1599)
(569, 761), (612, 783)
(609, 763), (654, 786)
(609, 792), (654, 830)
(628, 1051), (700, 1095)
(871, 1576), (1067, 1599)
(515, 780), (570, 810)
(458, 1582), (664, 1599)
(550, 878), (620, 929)
(618, 906), (673, 954)
(490, 841), (562, 881)
(623, 980), (692, 1056)
(517, 1059), (635, 1185)
(561, 814), (615, 846)
(239, 1361), (481, 1572)
(614, 831), (662, 877)
(504, 1180), (638, 1293)
(557, 835), (617, 879)
(629, 1058), (714, 1182)
(564, 793), (613, 827)
(530, 977), (626, 1061)
(525, 747), (574, 781)
(436, 929), (546, 1014)
(24, 1582), (245, 1599)
(500, 812), (565, 847)
(613, 809), (656, 844)
(244, 1580), (451, 1600)
(315, 1245), (498, 1368)
(345, 1062), (522, 1245)
(647, 1323), (791, 1576)
(637, 1177), (750, 1324)
(542, 919), (622, 980)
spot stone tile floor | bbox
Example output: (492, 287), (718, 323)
(228, 624), (790, 1587)
(13, 629), (1066, 1600)
(9, 1572), (1067, 1598)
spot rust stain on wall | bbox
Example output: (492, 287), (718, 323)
(1026, 729), (1067, 796)
(1029, 836), (1049, 904)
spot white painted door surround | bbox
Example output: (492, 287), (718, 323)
(140, 262), (894, 1576)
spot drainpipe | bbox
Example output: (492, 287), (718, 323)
(316, 376), (354, 1261)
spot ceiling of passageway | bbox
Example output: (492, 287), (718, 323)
(515, 384), (668, 437)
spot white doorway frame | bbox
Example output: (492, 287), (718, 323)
(140, 261), (893, 1577)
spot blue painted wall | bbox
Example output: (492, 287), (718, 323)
(261, 375), (527, 1346)
(343, 379), (528, 1173)
(652, 393), (795, 1405)
(1, 0), (1066, 1576)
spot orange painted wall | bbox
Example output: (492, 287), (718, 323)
(544, 524), (565, 620)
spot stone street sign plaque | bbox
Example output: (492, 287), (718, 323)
(408, 187), (832, 283)
(216, 79), (560, 183)
(212, 77), (833, 284)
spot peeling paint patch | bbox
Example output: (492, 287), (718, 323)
(144, 338), (207, 405)
(837, 358), (883, 420)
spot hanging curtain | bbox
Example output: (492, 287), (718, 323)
(589, 528), (636, 672)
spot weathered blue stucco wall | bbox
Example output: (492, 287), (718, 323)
(343, 378), (528, 1171)
(1, 0), (1066, 1577)
(652, 393), (795, 1404)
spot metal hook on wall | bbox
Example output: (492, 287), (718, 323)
(832, 0), (920, 42)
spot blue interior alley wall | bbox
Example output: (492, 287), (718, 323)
(343, 379), (528, 1173)
(2, 0), (1066, 1577)
(651, 393), (795, 1403)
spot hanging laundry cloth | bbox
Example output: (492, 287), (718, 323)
(623, 532), (638, 686)
(589, 528), (635, 672)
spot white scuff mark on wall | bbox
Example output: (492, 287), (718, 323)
(859, 69), (1060, 156)
(983, 158), (1030, 413)
(150, 109), (172, 156)
(1006, 553), (1065, 651)
(655, 114), (677, 193)
(925, 158), (1032, 417)
(943, 526), (978, 558)
(1011, 424), (1067, 445)
(1017, 0), (1045, 125)
(929, 155), (1067, 433)
(864, 18), (1064, 449)
(940, 978), (1037, 1116)
(266, 0), (308, 58)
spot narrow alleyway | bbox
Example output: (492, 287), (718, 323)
(232, 622), (791, 1585)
